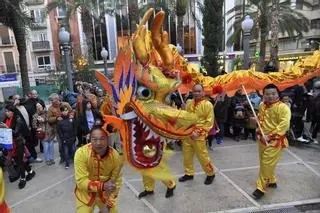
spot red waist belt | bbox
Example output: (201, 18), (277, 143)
(257, 132), (287, 148)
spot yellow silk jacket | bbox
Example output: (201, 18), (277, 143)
(74, 144), (122, 208)
(0, 168), (4, 205)
(0, 168), (10, 213)
(258, 101), (291, 148)
(186, 98), (214, 140)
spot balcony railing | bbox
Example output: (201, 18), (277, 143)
(31, 22), (47, 29)
(32, 41), (50, 51)
(25, 0), (44, 6)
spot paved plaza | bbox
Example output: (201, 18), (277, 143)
(5, 139), (320, 213)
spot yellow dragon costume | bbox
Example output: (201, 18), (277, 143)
(95, 8), (320, 181)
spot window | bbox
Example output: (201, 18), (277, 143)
(56, 6), (66, 18)
(39, 33), (47, 41)
(313, 0), (320, 9)
(3, 52), (16, 73)
(311, 18), (320, 29)
(30, 9), (42, 23)
(37, 56), (51, 69)
(296, 0), (303, 9)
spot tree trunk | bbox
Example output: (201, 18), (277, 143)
(81, 9), (94, 61)
(270, 0), (279, 70)
(258, 16), (268, 72)
(12, 22), (30, 95)
(176, 15), (184, 51)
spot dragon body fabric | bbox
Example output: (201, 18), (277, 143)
(95, 9), (320, 180)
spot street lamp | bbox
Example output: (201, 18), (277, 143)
(59, 27), (74, 92)
(100, 47), (110, 79)
(241, 15), (254, 70)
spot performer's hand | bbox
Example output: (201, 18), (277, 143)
(103, 180), (116, 193)
(191, 131), (200, 140)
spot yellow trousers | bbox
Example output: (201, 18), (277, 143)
(182, 139), (215, 176)
(142, 175), (176, 191)
(76, 198), (118, 213)
(256, 142), (283, 192)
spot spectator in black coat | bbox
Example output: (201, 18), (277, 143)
(214, 93), (231, 143)
(3, 104), (35, 189)
(307, 80), (320, 144)
(57, 107), (77, 169)
(24, 89), (46, 154)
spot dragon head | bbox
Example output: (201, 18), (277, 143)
(96, 9), (198, 170)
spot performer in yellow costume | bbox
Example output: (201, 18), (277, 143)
(253, 84), (291, 199)
(138, 143), (176, 199)
(0, 150), (10, 213)
(74, 125), (122, 213)
(179, 84), (216, 185)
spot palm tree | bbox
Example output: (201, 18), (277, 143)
(0, 0), (31, 95)
(270, 0), (280, 69)
(47, 0), (107, 61)
(226, 0), (311, 71)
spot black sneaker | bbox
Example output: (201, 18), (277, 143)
(59, 158), (65, 164)
(138, 190), (154, 199)
(26, 171), (36, 181)
(165, 186), (176, 198)
(204, 175), (215, 185)
(178, 175), (194, 182)
(268, 183), (277, 188)
(18, 179), (26, 189)
(252, 189), (264, 199)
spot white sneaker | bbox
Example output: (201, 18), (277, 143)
(33, 158), (43, 163)
(297, 137), (308, 143)
(312, 139), (319, 144)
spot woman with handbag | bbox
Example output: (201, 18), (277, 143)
(4, 104), (35, 189)
(32, 103), (55, 166)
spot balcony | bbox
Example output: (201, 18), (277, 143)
(25, 0), (44, 6)
(32, 41), (51, 52)
(31, 22), (47, 30)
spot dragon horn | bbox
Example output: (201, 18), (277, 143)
(151, 11), (174, 70)
(139, 8), (154, 26)
(132, 8), (154, 66)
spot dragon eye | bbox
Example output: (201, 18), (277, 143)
(137, 86), (152, 100)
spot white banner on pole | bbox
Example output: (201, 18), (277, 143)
(0, 128), (13, 150)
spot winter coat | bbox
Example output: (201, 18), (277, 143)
(32, 111), (55, 141)
(47, 102), (72, 137)
(57, 115), (77, 144)
(214, 93), (231, 123)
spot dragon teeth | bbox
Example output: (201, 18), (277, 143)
(146, 130), (153, 140)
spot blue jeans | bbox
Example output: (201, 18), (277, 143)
(63, 142), (75, 167)
(42, 140), (54, 161)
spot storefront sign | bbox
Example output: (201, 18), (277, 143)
(0, 74), (17, 82)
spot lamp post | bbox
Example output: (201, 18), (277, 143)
(100, 47), (111, 79)
(241, 15), (254, 70)
(59, 27), (74, 92)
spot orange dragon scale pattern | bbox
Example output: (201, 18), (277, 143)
(96, 8), (320, 178)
